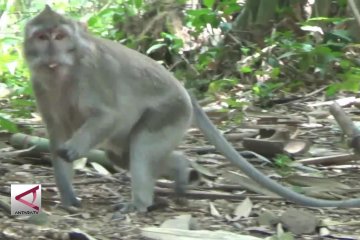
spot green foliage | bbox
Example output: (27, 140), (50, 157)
(327, 67), (360, 95)
(145, 32), (184, 59)
(0, 3), (32, 131)
(273, 154), (293, 169)
(252, 82), (284, 100)
(162, 33), (184, 52)
(208, 78), (238, 93)
(273, 154), (301, 177)
(1, 0), (359, 132)
(87, 7), (119, 38)
(238, 14), (360, 100)
(196, 48), (220, 71)
(0, 114), (18, 133)
(0, 1), (120, 132)
(269, 32), (344, 77)
(186, 9), (220, 33)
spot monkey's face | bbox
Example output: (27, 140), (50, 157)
(24, 24), (77, 69)
(23, 6), (77, 70)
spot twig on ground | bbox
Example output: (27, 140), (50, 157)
(298, 154), (357, 166)
(155, 187), (282, 201)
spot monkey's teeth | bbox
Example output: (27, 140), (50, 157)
(49, 63), (58, 68)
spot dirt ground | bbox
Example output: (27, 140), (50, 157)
(1, 98), (360, 240)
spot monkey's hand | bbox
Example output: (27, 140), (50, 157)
(57, 144), (81, 162)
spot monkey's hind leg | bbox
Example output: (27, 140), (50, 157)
(123, 121), (189, 213)
(160, 151), (190, 196)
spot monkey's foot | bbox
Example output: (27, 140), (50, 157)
(60, 196), (81, 208)
(114, 197), (169, 214)
(174, 196), (188, 206)
(114, 202), (139, 213)
(111, 202), (150, 220)
(59, 205), (81, 214)
(57, 145), (80, 162)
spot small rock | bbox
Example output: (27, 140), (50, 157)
(258, 210), (280, 227)
(280, 208), (318, 235)
(27, 211), (49, 225)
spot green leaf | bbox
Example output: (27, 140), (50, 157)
(326, 84), (339, 96)
(223, 3), (241, 15)
(270, 67), (280, 78)
(278, 51), (297, 59)
(186, 9), (220, 31)
(239, 66), (252, 73)
(146, 43), (166, 54)
(208, 78), (237, 93)
(0, 115), (18, 133)
(87, 16), (99, 26)
(187, 9), (213, 17)
(306, 17), (352, 24)
(0, 36), (22, 44)
(10, 99), (34, 107)
(339, 59), (351, 69)
(161, 32), (174, 40)
(124, 4), (137, 16)
(203, 0), (215, 8)
(98, 8), (118, 17)
(240, 47), (250, 55)
(342, 74), (360, 91)
(301, 44), (313, 52)
(329, 29), (352, 42)
(134, 0), (143, 9)
(252, 85), (260, 94)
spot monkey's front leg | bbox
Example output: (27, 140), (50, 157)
(47, 127), (81, 207)
(57, 109), (117, 162)
(52, 155), (80, 207)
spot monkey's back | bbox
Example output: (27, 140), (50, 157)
(85, 34), (193, 117)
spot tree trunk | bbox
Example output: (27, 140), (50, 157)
(347, 0), (360, 42)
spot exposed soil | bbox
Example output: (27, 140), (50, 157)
(1, 96), (360, 240)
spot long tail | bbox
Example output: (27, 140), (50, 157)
(190, 93), (360, 208)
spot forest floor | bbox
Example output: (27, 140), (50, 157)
(1, 93), (360, 240)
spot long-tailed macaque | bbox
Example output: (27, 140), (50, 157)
(23, 5), (360, 212)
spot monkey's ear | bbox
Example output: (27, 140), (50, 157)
(44, 4), (53, 12)
(77, 21), (88, 31)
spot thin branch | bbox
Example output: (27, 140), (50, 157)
(349, 0), (360, 28)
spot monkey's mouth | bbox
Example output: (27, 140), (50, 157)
(48, 63), (59, 68)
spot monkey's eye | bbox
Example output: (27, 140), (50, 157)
(55, 32), (67, 40)
(36, 33), (48, 41)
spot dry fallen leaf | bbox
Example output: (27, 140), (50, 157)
(73, 157), (88, 170)
(160, 214), (195, 230)
(90, 162), (111, 175)
(189, 160), (217, 179)
(141, 227), (264, 240)
(228, 197), (253, 222)
(283, 174), (354, 199)
(225, 171), (279, 197)
(209, 202), (222, 218)
(284, 175), (351, 190)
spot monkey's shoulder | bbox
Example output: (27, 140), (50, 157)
(87, 35), (180, 86)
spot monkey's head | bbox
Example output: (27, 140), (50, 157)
(23, 5), (85, 70)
